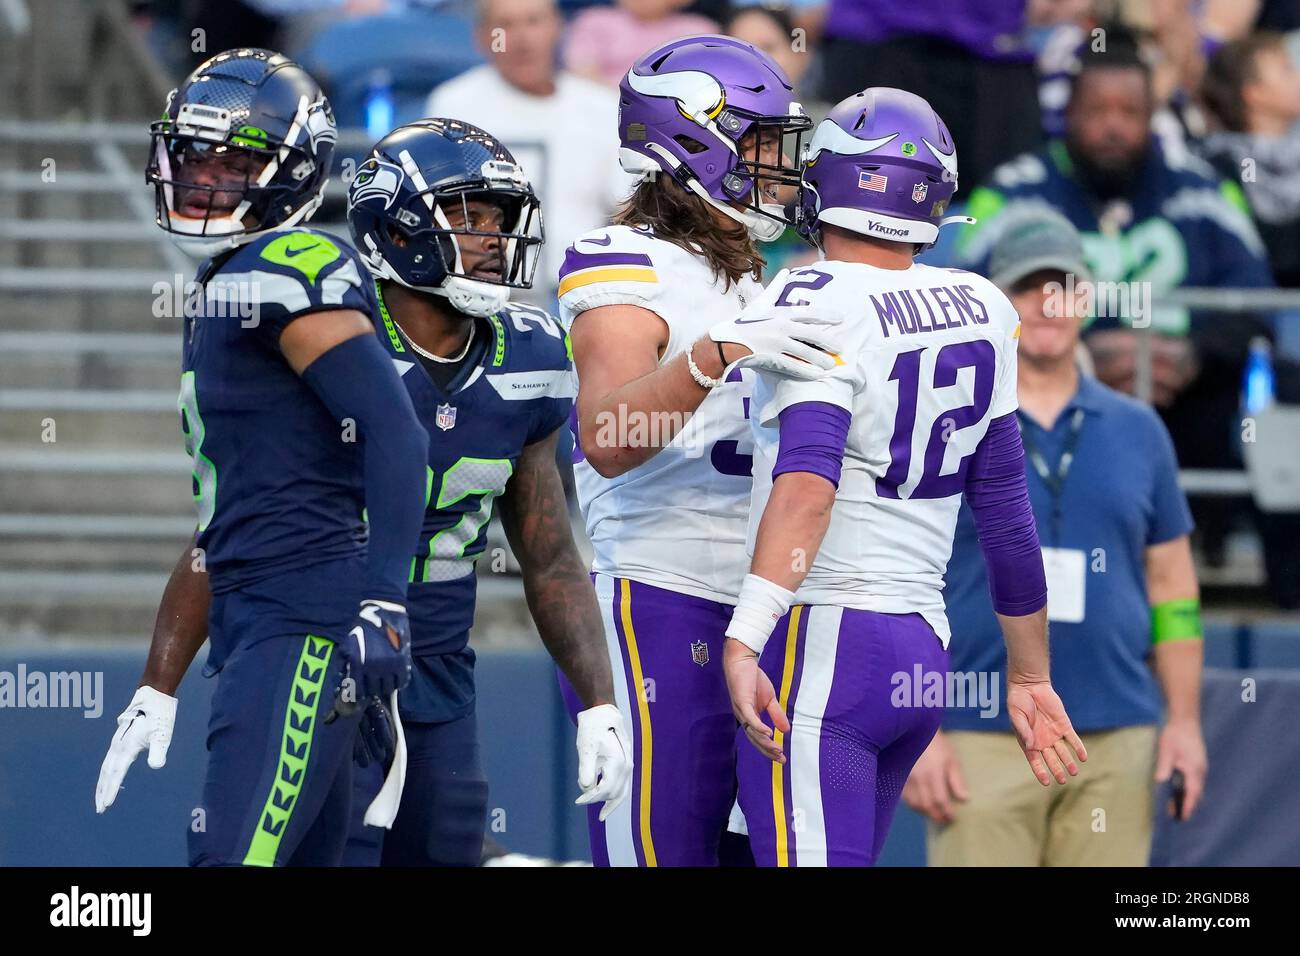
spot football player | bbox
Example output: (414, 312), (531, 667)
(93, 49), (429, 867)
(719, 88), (1088, 866)
(557, 35), (847, 866)
(341, 119), (632, 865)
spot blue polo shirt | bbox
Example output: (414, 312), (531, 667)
(942, 373), (1194, 733)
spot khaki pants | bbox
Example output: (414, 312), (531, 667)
(927, 725), (1157, 867)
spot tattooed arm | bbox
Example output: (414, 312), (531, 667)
(498, 429), (614, 709)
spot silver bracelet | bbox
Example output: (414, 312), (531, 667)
(687, 340), (725, 389)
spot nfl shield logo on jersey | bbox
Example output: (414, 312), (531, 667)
(435, 403), (457, 431)
(912, 182), (928, 204)
(691, 640), (709, 666)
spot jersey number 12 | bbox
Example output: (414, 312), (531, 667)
(876, 339), (995, 500)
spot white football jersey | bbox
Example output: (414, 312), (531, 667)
(558, 224), (764, 603)
(745, 259), (1022, 646)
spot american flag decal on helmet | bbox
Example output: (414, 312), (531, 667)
(858, 171), (888, 192)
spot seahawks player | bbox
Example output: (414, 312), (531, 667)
(341, 119), (631, 865)
(93, 50), (429, 867)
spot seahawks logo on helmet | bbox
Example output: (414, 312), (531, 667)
(348, 159), (405, 211)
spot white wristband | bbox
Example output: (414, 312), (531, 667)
(686, 340), (725, 389)
(725, 573), (797, 655)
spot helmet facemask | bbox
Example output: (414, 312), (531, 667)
(147, 94), (333, 257)
(380, 159), (544, 317)
(722, 109), (811, 240)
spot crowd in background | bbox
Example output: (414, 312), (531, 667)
(131, 0), (1300, 606)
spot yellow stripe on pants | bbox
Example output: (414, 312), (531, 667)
(619, 578), (657, 867)
(772, 606), (803, 868)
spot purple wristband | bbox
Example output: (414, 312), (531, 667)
(965, 413), (1048, 616)
(774, 401), (851, 488)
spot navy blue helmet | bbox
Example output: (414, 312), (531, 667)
(347, 119), (543, 317)
(147, 48), (337, 256)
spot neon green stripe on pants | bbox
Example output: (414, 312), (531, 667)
(242, 634), (333, 867)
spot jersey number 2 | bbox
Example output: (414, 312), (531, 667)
(416, 456), (514, 582)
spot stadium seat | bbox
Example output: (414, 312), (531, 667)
(296, 10), (484, 133)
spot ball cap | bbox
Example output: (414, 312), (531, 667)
(987, 207), (1093, 291)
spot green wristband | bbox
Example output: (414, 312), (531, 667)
(1152, 598), (1202, 644)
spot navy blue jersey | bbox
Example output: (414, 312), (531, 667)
(373, 287), (573, 660)
(181, 228), (378, 594)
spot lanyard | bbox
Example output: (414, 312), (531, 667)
(1017, 407), (1086, 546)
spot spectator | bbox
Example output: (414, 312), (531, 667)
(426, 0), (633, 300)
(954, 25), (1282, 573)
(722, 4), (824, 279)
(563, 0), (719, 87)
(905, 209), (1208, 866)
(817, 0), (1043, 190)
(724, 4), (815, 102)
(1200, 32), (1300, 288)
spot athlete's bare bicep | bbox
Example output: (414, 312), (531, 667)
(569, 304), (669, 420)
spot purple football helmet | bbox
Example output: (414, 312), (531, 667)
(617, 34), (810, 242)
(797, 88), (974, 247)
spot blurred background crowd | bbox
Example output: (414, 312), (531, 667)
(4, 0), (1299, 619)
(133, 0), (1300, 605)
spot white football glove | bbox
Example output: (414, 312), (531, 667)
(574, 703), (633, 822)
(95, 685), (178, 813)
(708, 269), (846, 381)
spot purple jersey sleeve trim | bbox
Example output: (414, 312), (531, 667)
(965, 412), (1048, 616)
(773, 401), (852, 488)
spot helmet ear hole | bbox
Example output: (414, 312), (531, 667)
(673, 134), (709, 155)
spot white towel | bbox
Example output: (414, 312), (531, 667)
(363, 690), (407, 828)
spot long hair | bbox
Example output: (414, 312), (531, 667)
(612, 176), (764, 288)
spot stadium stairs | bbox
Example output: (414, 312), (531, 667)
(0, 1), (542, 647)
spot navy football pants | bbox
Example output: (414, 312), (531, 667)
(189, 632), (359, 866)
(343, 707), (489, 867)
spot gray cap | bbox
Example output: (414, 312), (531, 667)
(987, 206), (1093, 291)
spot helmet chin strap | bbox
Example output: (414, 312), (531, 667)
(370, 254), (510, 319)
(684, 179), (785, 243)
(427, 275), (510, 318)
(167, 189), (325, 258)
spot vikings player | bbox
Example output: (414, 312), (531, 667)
(720, 88), (1088, 866)
(557, 35), (847, 866)
(94, 50), (428, 866)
